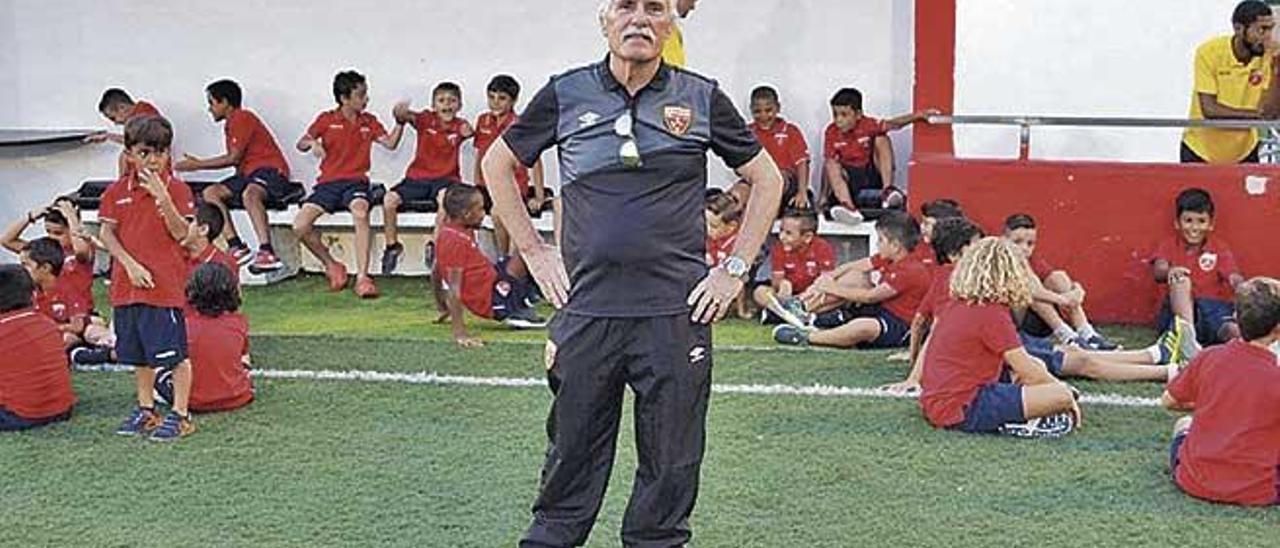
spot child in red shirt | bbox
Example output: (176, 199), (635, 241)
(0, 265), (75, 431)
(753, 209), (835, 325)
(1163, 277), (1280, 506)
(3, 199), (100, 347)
(748, 86), (812, 212)
(1152, 188), (1244, 347)
(295, 70), (406, 299)
(184, 203), (241, 285)
(822, 87), (936, 224)
(175, 79), (292, 274)
(156, 263), (254, 414)
(432, 186), (546, 347)
(919, 237), (1081, 437)
(1005, 213), (1117, 350)
(97, 115), (199, 441)
(87, 88), (163, 175)
(911, 199), (964, 272)
(474, 75), (550, 257)
(382, 81), (474, 274)
(777, 211), (930, 350)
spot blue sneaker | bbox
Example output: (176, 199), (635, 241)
(115, 407), (162, 436)
(773, 324), (809, 346)
(149, 412), (195, 442)
(1151, 327), (1182, 366)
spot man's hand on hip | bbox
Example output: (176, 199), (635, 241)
(526, 243), (571, 309)
(687, 267), (744, 324)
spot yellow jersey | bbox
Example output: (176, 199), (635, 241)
(662, 24), (685, 68)
(1182, 35), (1272, 163)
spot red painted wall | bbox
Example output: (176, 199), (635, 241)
(909, 0), (1279, 324)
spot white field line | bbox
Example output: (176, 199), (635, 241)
(72, 364), (1162, 408)
(250, 333), (842, 354)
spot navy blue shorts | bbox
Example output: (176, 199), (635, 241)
(393, 178), (457, 205)
(219, 167), (292, 201)
(491, 257), (534, 321)
(841, 164), (886, 209)
(1157, 297), (1235, 345)
(950, 383), (1026, 434)
(1019, 332), (1065, 378)
(304, 180), (371, 214)
(113, 305), (187, 368)
(0, 406), (72, 432)
(1169, 430), (1187, 477)
(848, 304), (911, 349)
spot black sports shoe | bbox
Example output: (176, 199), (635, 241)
(381, 243), (404, 275)
(503, 306), (548, 329)
(773, 324), (810, 346)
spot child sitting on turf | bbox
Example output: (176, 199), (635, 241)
(748, 85), (813, 211)
(295, 70), (406, 299)
(705, 191), (758, 320)
(822, 87), (937, 224)
(884, 216), (982, 393)
(753, 209), (836, 325)
(1005, 213), (1118, 350)
(185, 203), (240, 284)
(775, 210), (930, 350)
(1151, 188), (1244, 347)
(173, 79), (292, 274)
(19, 238), (86, 344)
(474, 75), (549, 256)
(97, 115), (198, 441)
(3, 199), (101, 347)
(0, 265), (76, 432)
(912, 198), (963, 271)
(1162, 276), (1280, 507)
(383, 81), (474, 274)
(156, 263), (254, 414)
(919, 237), (1081, 438)
(432, 185), (546, 348)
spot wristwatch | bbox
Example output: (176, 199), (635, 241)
(719, 256), (749, 279)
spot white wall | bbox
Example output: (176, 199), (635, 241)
(0, 0), (915, 235)
(954, 0), (1245, 161)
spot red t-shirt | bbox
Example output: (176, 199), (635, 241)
(434, 223), (498, 319)
(871, 255), (932, 321)
(187, 311), (254, 413)
(1029, 255), (1054, 280)
(56, 245), (95, 316)
(0, 309), (75, 419)
(919, 303), (1022, 428)
(824, 117), (887, 169)
(475, 111), (531, 192)
(32, 284), (88, 325)
(917, 263), (956, 319)
(405, 111), (469, 182)
(908, 245), (938, 274)
(706, 229), (739, 267)
(306, 109), (388, 184)
(129, 101), (161, 120)
(1152, 236), (1239, 302)
(99, 171), (196, 309)
(770, 237), (837, 294)
(1167, 340), (1280, 506)
(750, 118), (809, 178)
(188, 244), (241, 284)
(225, 109), (290, 178)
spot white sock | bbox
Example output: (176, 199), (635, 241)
(1145, 345), (1162, 363)
(1053, 325), (1079, 343)
(1078, 323), (1099, 340)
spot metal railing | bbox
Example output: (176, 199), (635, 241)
(927, 115), (1280, 163)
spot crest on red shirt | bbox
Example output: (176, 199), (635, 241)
(1250, 70), (1264, 86)
(1198, 252), (1218, 272)
(663, 105), (693, 136)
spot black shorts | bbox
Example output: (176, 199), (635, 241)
(1179, 141), (1260, 164)
(113, 304), (187, 368)
(847, 304), (911, 349)
(477, 185), (556, 214)
(1157, 297), (1236, 345)
(490, 257), (535, 320)
(0, 406), (72, 432)
(392, 178), (458, 205)
(304, 180), (371, 214)
(842, 164), (888, 209)
(219, 167), (292, 202)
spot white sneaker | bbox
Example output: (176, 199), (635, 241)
(830, 206), (864, 225)
(998, 413), (1075, 438)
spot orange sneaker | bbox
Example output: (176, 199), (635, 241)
(354, 276), (380, 299)
(326, 262), (349, 291)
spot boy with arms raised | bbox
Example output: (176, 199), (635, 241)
(295, 70), (405, 298)
(1163, 277), (1280, 506)
(382, 82), (473, 274)
(175, 79), (292, 274)
(98, 116), (198, 441)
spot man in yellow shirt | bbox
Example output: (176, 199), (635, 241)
(1182, 1), (1280, 164)
(661, 0), (698, 67)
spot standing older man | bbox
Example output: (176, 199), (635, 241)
(482, 0), (783, 545)
(1181, 0), (1280, 164)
